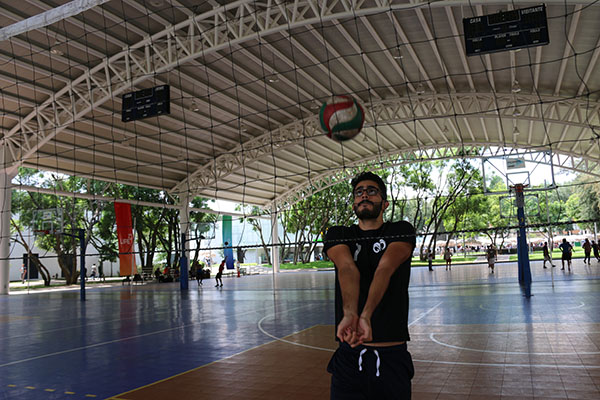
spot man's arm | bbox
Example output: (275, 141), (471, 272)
(327, 244), (360, 344)
(357, 241), (413, 344)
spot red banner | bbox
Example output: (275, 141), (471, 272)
(114, 202), (135, 276)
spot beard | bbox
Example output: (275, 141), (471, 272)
(353, 200), (383, 220)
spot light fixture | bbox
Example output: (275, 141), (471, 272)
(430, 104), (438, 115)
(190, 100), (199, 112)
(513, 106), (522, 117)
(362, 133), (369, 142)
(513, 126), (520, 136)
(268, 76), (279, 83)
(416, 82), (425, 95)
(511, 80), (521, 93)
(442, 125), (449, 134)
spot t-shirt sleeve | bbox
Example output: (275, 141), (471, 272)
(390, 221), (416, 249)
(323, 226), (349, 255)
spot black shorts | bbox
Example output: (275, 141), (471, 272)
(216, 272), (222, 279)
(327, 342), (414, 400)
(562, 253), (571, 261)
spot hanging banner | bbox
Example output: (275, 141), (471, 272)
(114, 202), (135, 276)
(222, 215), (234, 270)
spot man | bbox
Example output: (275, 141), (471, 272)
(542, 242), (555, 268)
(582, 238), (592, 265)
(444, 247), (452, 271)
(324, 171), (416, 400)
(215, 257), (226, 287)
(592, 240), (600, 262)
(194, 261), (203, 286)
(486, 245), (496, 274)
(559, 238), (573, 271)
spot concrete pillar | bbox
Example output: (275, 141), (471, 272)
(0, 148), (16, 295)
(271, 203), (279, 273)
(179, 192), (190, 290)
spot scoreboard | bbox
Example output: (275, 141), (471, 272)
(463, 4), (549, 56)
(121, 85), (170, 122)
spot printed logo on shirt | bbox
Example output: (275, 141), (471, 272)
(373, 239), (386, 253)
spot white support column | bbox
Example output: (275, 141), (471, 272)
(0, 148), (16, 295)
(180, 192), (190, 254)
(271, 203), (280, 274)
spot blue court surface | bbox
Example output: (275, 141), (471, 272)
(1, 259), (599, 400)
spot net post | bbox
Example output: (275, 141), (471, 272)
(510, 183), (532, 298)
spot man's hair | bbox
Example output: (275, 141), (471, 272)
(351, 171), (387, 200)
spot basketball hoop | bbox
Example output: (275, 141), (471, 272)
(510, 183), (529, 193)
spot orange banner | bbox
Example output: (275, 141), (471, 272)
(114, 202), (135, 276)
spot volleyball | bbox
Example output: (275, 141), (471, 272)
(319, 96), (365, 142)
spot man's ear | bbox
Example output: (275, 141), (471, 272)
(382, 200), (390, 212)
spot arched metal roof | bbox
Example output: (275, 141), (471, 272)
(1, 0), (599, 209)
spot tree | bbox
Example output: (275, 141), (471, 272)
(11, 169), (102, 285)
(283, 182), (354, 263)
(239, 206), (273, 265)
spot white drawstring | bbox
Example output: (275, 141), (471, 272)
(357, 348), (381, 377)
(358, 348), (367, 371)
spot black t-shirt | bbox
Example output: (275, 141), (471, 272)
(323, 221), (416, 343)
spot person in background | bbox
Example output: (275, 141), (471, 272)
(195, 261), (204, 286)
(486, 245), (496, 274)
(582, 238), (592, 265)
(215, 257), (226, 287)
(592, 240), (600, 262)
(559, 238), (573, 271)
(542, 242), (555, 269)
(444, 247), (452, 271)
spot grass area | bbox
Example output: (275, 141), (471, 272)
(411, 255), (478, 266)
(508, 248), (585, 261)
(279, 261), (333, 269)
(264, 256), (479, 269)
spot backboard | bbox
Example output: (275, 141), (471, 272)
(32, 208), (64, 235)
(189, 221), (216, 240)
(482, 149), (556, 194)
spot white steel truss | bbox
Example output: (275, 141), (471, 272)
(269, 145), (600, 211)
(174, 92), (600, 198)
(1, 0), (509, 174)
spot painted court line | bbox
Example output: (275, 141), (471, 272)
(429, 332), (600, 355)
(0, 303), (280, 368)
(409, 301), (443, 326)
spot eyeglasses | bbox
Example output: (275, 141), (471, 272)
(353, 186), (381, 198)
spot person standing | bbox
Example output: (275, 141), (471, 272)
(486, 245), (496, 274)
(559, 238), (573, 271)
(542, 242), (555, 268)
(90, 263), (98, 280)
(592, 240), (600, 262)
(194, 261), (203, 286)
(324, 171), (416, 400)
(427, 248), (434, 271)
(20, 264), (27, 283)
(215, 257), (226, 287)
(582, 238), (592, 265)
(444, 247), (452, 271)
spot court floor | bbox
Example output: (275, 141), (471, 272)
(1, 260), (599, 400)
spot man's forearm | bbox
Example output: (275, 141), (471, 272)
(338, 262), (360, 315)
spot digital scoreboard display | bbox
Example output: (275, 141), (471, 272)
(121, 84), (170, 122)
(463, 4), (549, 56)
